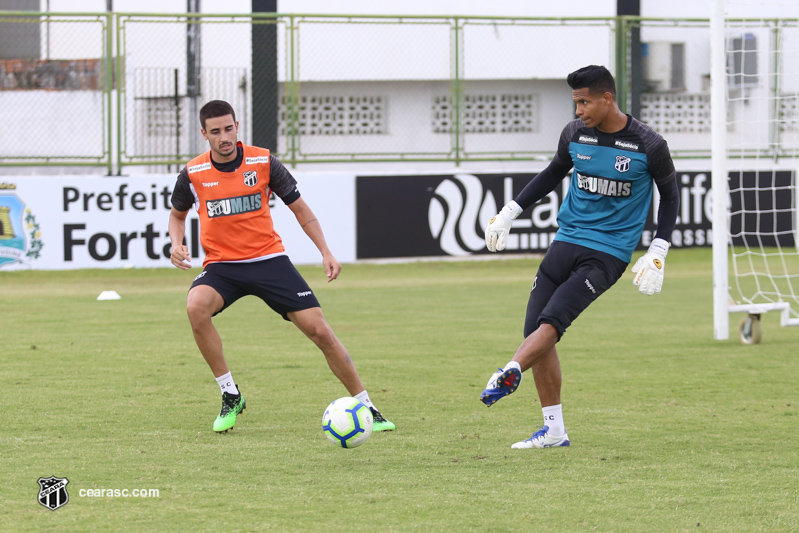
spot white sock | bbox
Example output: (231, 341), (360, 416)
(542, 404), (565, 435)
(505, 361), (522, 373)
(215, 372), (239, 396)
(354, 390), (375, 410)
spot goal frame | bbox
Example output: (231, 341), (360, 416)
(710, 0), (799, 340)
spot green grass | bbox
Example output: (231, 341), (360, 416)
(2, 248), (798, 532)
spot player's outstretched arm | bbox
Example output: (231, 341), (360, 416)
(168, 207), (192, 270)
(288, 197), (341, 281)
(486, 153), (571, 252)
(632, 238), (669, 295)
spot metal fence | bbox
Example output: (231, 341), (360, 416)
(0, 11), (797, 173)
(0, 11), (111, 168)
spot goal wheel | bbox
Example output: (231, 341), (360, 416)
(738, 314), (762, 345)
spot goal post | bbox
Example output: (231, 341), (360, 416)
(711, 0), (799, 342)
(711, 0), (729, 340)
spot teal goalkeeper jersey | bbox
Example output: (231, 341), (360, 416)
(552, 116), (674, 262)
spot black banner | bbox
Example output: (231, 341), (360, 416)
(641, 171), (713, 249)
(729, 170), (795, 248)
(356, 170), (793, 260)
(357, 173), (563, 259)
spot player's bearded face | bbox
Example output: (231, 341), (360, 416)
(201, 114), (239, 161)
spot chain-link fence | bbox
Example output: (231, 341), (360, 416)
(620, 17), (717, 158)
(124, 14), (621, 168)
(117, 14), (260, 171)
(0, 12), (111, 169)
(629, 16), (799, 158)
(1, 11), (797, 172)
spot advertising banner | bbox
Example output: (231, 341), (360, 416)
(2, 169), (791, 269)
(0, 173), (355, 271)
(355, 171), (720, 260)
(728, 170), (795, 248)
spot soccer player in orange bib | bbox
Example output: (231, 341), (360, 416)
(168, 100), (394, 433)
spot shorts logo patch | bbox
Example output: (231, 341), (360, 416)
(584, 278), (597, 294)
(194, 271), (206, 281)
(243, 170), (257, 187)
(297, 290), (313, 297)
(531, 276), (537, 292)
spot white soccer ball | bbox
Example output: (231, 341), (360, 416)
(322, 397), (374, 449)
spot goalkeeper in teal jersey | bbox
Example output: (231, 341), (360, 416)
(480, 65), (679, 449)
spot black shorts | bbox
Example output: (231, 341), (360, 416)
(524, 240), (628, 339)
(190, 255), (321, 320)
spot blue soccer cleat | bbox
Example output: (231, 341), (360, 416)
(511, 425), (570, 449)
(480, 366), (522, 406)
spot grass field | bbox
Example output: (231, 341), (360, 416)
(2, 248), (798, 532)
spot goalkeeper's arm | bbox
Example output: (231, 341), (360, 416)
(632, 169), (679, 295)
(485, 156), (571, 252)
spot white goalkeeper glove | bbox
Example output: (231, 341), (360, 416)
(485, 201), (523, 252)
(632, 238), (670, 295)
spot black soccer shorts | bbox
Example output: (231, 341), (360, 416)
(190, 255), (321, 320)
(524, 240), (628, 339)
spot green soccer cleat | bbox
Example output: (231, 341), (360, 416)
(213, 390), (246, 433)
(370, 407), (396, 432)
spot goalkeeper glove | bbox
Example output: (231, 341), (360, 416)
(632, 238), (669, 295)
(485, 201), (523, 252)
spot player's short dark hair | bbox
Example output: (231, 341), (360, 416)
(567, 65), (616, 99)
(199, 100), (236, 129)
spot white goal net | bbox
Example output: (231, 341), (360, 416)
(712, 0), (799, 341)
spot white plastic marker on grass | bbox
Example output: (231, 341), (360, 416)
(96, 291), (121, 301)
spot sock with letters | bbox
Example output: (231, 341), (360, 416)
(542, 404), (565, 436)
(354, 390), (375, 410)
(215, 372), (239, 396)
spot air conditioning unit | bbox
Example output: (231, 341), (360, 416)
(642, 41), (686, 92)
